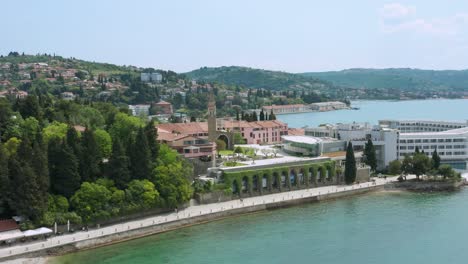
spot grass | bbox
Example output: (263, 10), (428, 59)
(219, 150), (234, 156)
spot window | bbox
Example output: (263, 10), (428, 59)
(454, 138), (465, 142)
(439, 145), (445, 149)
(408, 146), (415, 150)
(400, 146), (407, 150)
(446, 145), (453, 149)
(446, 152), (452, 155)
(438, 139), (444, 143)
(400, 140), (407, 143)
(423, 139), (429, 143)
(430, 139), (437, 143)
(445, 139), (452, 142)
(407, 140), (414, 143)
(415, 139), (421, 143)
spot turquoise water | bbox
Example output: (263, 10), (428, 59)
(54, 189), (468, 264)
(278, 99), (468, 128)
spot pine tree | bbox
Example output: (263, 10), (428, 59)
(344, 142), (357, 184)
(259, 110), (265, 121)
(363, 139), (377, 171)
(80, 128), (102, 182)
(130, 127), (152, 180)
(236, 110), (240, 121)
(108, 138), (131, 189)
(432, 149), (441, 169)
(144, 120), (159, 161)
(49, 139), (81, 198)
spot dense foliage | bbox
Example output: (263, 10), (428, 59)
(0, 93), (193, 227)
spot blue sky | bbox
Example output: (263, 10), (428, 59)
(3, 0), (468, 72)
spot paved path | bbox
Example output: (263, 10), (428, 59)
(0, 176), (411, 260)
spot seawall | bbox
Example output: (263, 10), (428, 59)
(0, 181), (388, 262)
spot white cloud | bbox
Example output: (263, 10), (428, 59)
(380, 3), (468, 36)
(381, 3), (415, 18)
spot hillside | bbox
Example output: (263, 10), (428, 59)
(184, 66), (335, 91)
(301, 68), (468, 91)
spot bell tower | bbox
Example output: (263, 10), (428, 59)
(208, 92), (217, 141)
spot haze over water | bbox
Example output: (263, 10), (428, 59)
(279, 99), (468, 128)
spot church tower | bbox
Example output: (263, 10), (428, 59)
(207, 92), (217, 141)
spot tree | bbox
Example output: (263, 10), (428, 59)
(43, 121), (68, 143)
(107, 138), (131, 189)
(344, 142), (356, 184)
(94, 129), (112, 158)
(49, 139), (81, 198)
(432, 149), (441, 169)
(259, 110), (265, 121)
(129, 127), (152, 180)
(144, 120), (159, 161)
(9, 139), (47, 220)
(80, 128), (102, 182)
(438, 164), (454, 180)
(251, 111), (258, 121)
(388, 159), (402, 175)
(125, 179), (159, 209)
(401, 155), (413, 176)
(70, 182), (112, 223)
(412, 152), (431, 180)
(0, 144), (9, 209)
(269, 110), (276, 120)
(109, 113), (145, 145)
(216, 139), (226, 153)
(415, 146), (420, 154)
(363, 139), (377, 171)
(65, 126), (81, 158)
(233, 132), (246, 144)
(235, 110), (240, 121)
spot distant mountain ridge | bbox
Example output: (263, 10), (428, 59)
(301, 68), (468, 91)
(184, 66), (335, 91)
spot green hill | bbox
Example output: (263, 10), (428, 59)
(184, 66), (335, 91)
(301, 68), (468, 91)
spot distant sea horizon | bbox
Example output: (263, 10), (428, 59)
(278, 98), (468, 128)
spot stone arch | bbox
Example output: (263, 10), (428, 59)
(217, 134), (229, 148)
(309, 167), (317, 186)
(262, 174), (268, 191)
(299, 168), (305, 185)
(290, 169), (297, 186)
(281, 171), (287, 188)
(232, 179), (239, 194)
(242, 176), (249, 193)
(252, 175), (259, 191)
(272, 172), (279, 190)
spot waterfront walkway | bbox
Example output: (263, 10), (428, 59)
(0, 176), (410, 260)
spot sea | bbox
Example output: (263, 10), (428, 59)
(52, 99), (468, 264)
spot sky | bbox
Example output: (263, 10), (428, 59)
(3, 0), (468, 73)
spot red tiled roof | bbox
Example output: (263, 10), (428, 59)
(0, 219), (19, 232)
(155, 100), (171, 105)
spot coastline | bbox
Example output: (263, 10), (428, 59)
(0, 176), (411, 263)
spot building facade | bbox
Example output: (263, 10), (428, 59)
(141, 72), (162, 83)
(379, 119), (468, 133)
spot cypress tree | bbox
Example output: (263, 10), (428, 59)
(259, 110), (265, 121)
(66, 126), (81, 157)
(49, 139), (81, 198)
(432, 149), (441, 169)
(251, 112), (258, 122)
(31, 134), (49, 209)
(363, 139), (377, 171)
(80, 128), (102, 182)
(415, 146), (420, 154)
(265, 112), (268, 121)
(344, 142), (357, 184)
(144, 120), (159, 161)
(269, 110), (276, 120)
(108, 138), (131, 189)
(236, 110), (240, 121)
(0, 143), (9, 207)
(130, 127), (152, 180)
(9, 139), (46, 220)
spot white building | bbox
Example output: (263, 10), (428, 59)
(398, 127), (468, 170)
(310, 101), (348, 112)
(141, 72), (162, 83)
(379, 119), (468, 133)
(305, 123), (399, 170)
(128, 104), (150, 116)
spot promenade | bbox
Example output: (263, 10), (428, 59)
(0, 176), (410, 261)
